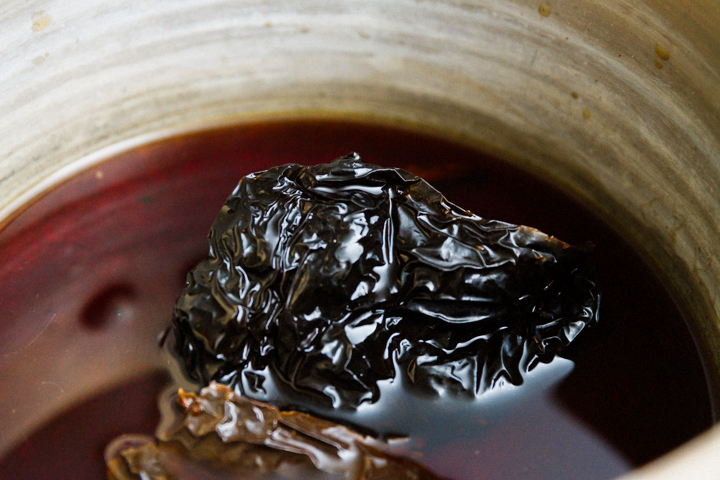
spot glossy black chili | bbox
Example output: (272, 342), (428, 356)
(172, 153), (599, 414)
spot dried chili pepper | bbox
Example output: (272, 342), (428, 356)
(172, 153), (599, 415)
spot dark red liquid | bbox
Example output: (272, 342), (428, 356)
(0, 119), (712, 480)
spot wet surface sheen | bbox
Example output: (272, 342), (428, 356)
(173, 153), (599, 424)
(0, 119), (712, 480)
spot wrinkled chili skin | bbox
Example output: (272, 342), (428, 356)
(172, 153), (599, 410)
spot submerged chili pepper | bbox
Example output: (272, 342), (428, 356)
(172, 153), (599, 413)
(106, 383), (444, 480)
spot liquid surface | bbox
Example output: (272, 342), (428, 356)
(0, 119), (712, 480)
